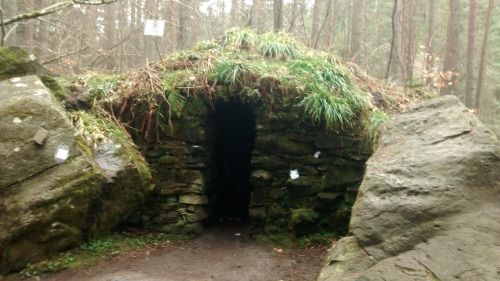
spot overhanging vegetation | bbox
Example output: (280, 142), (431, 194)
(64, 28), (426, 143)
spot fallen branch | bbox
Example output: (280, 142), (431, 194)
(0, 0), (117, 26)
(43, 46), (89, 65)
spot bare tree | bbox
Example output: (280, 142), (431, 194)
(230, 0), (239, 27)
(350, 0), (365, 63)
(250, 0), (263, 31)
(178, 0), (193, 49)
(310, 0), (322, 48)
(386, 0), (404, 82)
(475, 0), (495, 112)
(465, 0), (477, 107)
(273, 0), (284, 31)
(425, 0), (436, 87)
(321, 0), (335, 51)
(440, 0), (461, 96)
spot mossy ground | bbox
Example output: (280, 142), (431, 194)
(10, 230), (191, 279)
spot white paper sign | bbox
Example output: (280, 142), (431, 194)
(54, 145), (70, 163)
(144, 20), (165, 37)
(290, 169), (300, 180)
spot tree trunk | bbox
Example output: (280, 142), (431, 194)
(349, 0), (364, 63)
(36, 0), (52, 59)
(1, 0), (18, 45)
(321, 0), (335, 51)
(230, 0), (239, 27)
(475, 0), (495, 112)
(288, 0), (300, 34)
(386, 0), (404, 82)
(104, 1), (117, 70)
(440, 0), (461, 96)
(273, 0), (284, 31)
(178, 0), (193, 49)
(191, 0), (201, 43)
(310, 0), (322, 48)
(425, 0), (436, 87)
(22, 0), (35, 53)
(464, 0), (476, 107)
(250, 0), (262, 32)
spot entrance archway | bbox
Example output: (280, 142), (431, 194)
(213, 99), (256, 220)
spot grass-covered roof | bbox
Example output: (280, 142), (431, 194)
(67, 28), (427, 143)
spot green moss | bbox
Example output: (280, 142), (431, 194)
(157, 155), (181, 165)
(72, 29), (384, 142)
(255, 232), (295, 249)
(15, 231), (187, 278)
(291, 208), (318, 225)
(0, 46), (33, 80)
(39, 75), (68, 102)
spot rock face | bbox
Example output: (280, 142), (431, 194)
(0, 76), (153, 273)
(319, 95), (500, 281)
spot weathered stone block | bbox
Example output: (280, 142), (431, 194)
(249, 207), (267, 220)
(152, 211), (178, 224)
(321, 165), (364, 189)
(255, 134), (311, 156)
(186, 206), (208, 222)
(285, 176), (321, 195)
(161, 169), (205, 185)
(317, 192), (342, 201)
(251, 169), (273, 180)
(179, 195), (208, 205)
(251, 154), (288, 169)
(158, 155), (182, 165)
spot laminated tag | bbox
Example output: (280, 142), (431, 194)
(54, 144), (70, 163)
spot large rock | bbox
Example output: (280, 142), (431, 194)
(0, 76), (153, 273)
(319, 96), (500, 281)
(0, 46), (52, 80)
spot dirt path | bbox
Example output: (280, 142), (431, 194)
(37, 222), (327, 281)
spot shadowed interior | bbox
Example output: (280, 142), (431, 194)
(213, 99), (256, 220)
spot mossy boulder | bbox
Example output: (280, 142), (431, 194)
(0, 46), (52, 81)
(0, 76), (104, 273)
(0, 76), (153, 273)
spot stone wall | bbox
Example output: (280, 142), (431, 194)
(130, 98), (371, 238)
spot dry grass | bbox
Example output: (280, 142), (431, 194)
(347, 62), (431, 113)
(70, 29), (431, 143)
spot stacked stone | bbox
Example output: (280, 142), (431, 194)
(134, 101), (370, 237)
(134, 108), (213, 235)
(249, 104), (370, 235)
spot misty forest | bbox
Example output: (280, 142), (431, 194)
(0, 1), (499, 280)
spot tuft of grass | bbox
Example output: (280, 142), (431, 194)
(290, 57), (370, 129)
(299, 92), (357, 129)
(222, 28), (256, 50)
(213, 60), (259, 89)
(363, 108), (390, 149)
(192, 40), (223, 55)
(256, 32), (303, 60)
(71, 111), (113, 147)
(291, 208), (319, 225)
(79, 72), (122, 103)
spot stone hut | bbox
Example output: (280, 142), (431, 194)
(75, 29), (405, 241)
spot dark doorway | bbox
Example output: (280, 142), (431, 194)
(213, 99), (256, 220)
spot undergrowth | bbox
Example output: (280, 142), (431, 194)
(16, 231), (188, 279)
(70, 28), (423, 143)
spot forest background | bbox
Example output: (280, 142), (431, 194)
(0, 0), (498, 133)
